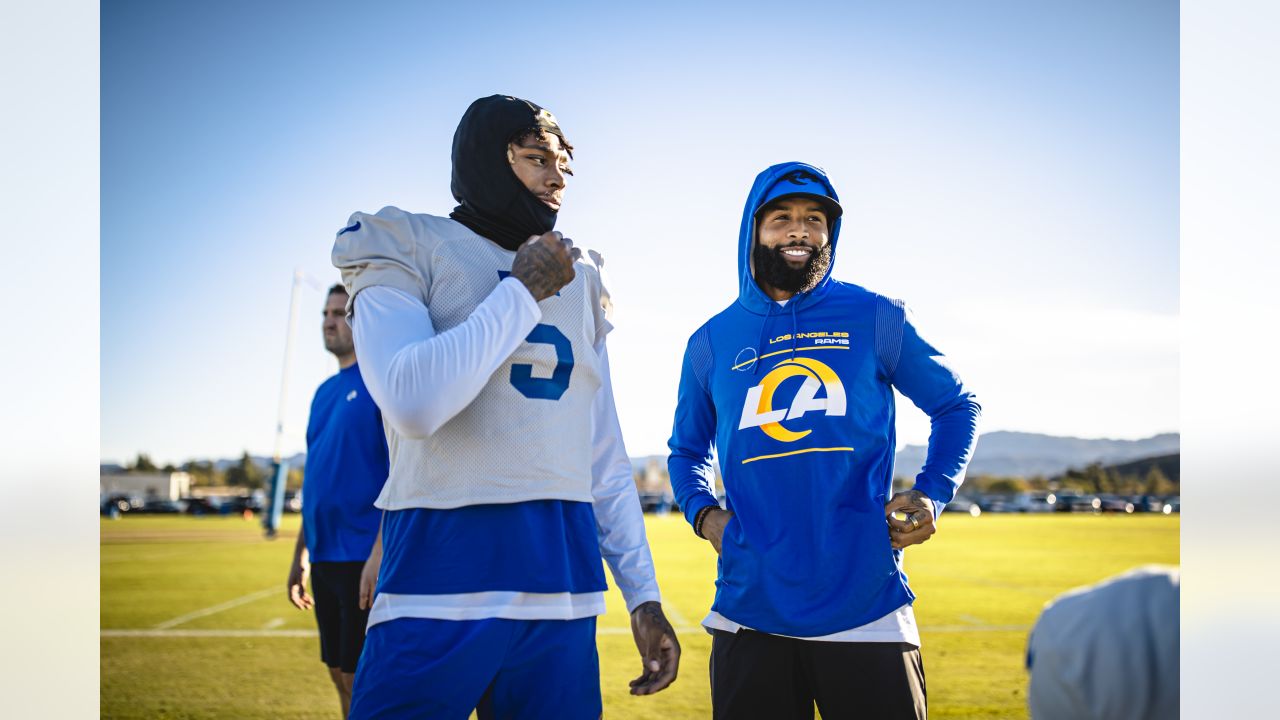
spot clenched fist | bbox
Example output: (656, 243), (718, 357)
(511, 231), (580, 301)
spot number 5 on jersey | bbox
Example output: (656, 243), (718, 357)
(510, 324), (574, 400)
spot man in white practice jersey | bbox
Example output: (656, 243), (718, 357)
(332, 94), (679, 719)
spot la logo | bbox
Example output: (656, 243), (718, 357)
(738, 357), (846, 442)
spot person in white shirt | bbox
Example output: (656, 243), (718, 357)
(1026, 565), (1179, 720)
(332, 94), (679, 719)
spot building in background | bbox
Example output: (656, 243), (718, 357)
(100, 471), (191, 502)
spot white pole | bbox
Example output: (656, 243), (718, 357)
(273, 268), (304, 464)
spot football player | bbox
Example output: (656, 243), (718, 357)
(332, 94), (679, 719)
(286, 283), (389, 719)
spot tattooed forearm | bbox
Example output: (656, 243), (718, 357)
(512, 234), (574, 301)
(902, 489), (930, 509)
(634, 601), (675, 634)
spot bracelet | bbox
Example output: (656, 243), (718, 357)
(694, 505), (717, 539)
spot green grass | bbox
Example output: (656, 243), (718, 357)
(102, 512), (1178, 719)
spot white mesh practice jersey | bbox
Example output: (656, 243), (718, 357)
(332, 207), (612, 510)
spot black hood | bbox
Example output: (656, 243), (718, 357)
(448, 94), (570, 251)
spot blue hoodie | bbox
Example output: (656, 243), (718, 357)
(667, 162), (981, 636)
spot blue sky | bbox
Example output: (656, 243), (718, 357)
(101, 0), (1178, 464)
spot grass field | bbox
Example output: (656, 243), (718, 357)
(101, 512), (1178, 719)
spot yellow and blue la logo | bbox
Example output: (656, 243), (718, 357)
(737, 357), (846, 442)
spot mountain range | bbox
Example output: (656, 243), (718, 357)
(894, 431), (1180, 479)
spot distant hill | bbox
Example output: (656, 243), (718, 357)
(1088, 452), (1179, 484)
(895, 431), (1180, 479)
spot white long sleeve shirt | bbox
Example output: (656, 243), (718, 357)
(353, 282), (660, 622)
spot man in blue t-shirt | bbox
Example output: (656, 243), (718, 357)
(286, 283), (389, 719)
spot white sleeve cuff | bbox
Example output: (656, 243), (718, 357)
(623, 589), (663, 615)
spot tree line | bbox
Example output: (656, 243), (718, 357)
(961, 461), (1177, 497)
(116, 452), (304, 490)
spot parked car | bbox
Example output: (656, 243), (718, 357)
(1128, 494), (1165, 513)
(1095, 494), (1136, 513)
(944, 495), (982, 517)
(223, 494), (265, 514)
(284, 490), (303, 513)
(1024, 492), (1056, 513)
(1044, 492), (1066, 512)
(1162, 496), (1180, 514)
(1072, 495), (1104, 513)
(637, 491), (675, 514)
(1045, 492), (1087, 512)
(971, 494), (1004, 513)
(101, 493), (146, 514)
(969, 492), (1054, 513)
(136, 499), (188, 514)
(181, 496), (224, 516)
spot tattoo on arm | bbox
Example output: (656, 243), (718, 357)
(635, 601), (675, 634)
(900, 489), (935, 521)
(904, 489), (929, 507)
(511, 240), (572, 301)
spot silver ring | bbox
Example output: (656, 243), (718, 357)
(909, 515), (921, 530)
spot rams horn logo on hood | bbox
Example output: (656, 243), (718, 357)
(738, 357), (847, 442)
(782, 169), (821, 185)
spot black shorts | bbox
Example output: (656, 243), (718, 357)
(311, 561), (371, 674)
(710, 629), (926, 720)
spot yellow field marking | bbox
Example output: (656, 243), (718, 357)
(741, 447), (854, 464)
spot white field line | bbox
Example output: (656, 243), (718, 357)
(924, 625), (1029, 632)
(661, 603), (692, 628)
(104, 623), (1028, 639)
(102, 627), (704, 638)
(105, 629), (317, 638)
(153, 587), (278, 629)
(101, 550), (191, 564)
(598, 626), (699, 635)
(263, 617), (285, 630)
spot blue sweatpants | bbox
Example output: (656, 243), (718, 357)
(349, 616), (601, 720)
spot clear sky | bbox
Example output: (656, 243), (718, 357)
(101, 0), (1178, 465)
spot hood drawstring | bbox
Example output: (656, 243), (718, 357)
(753, 297), (801, 373)
(754, 302), (774, 375)
(790, 300), (799, 359)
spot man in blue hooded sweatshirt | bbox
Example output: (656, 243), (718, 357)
(667, 162), (981, 719)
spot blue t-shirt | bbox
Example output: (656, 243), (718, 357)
(303, 363), (389, 562)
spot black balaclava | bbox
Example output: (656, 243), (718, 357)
(448, 94), (571, 251)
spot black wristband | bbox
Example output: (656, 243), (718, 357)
(694, 505), (716, 539)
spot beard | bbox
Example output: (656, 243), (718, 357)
(753, 242), (832, 295)
(324, 335), (354, 358)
